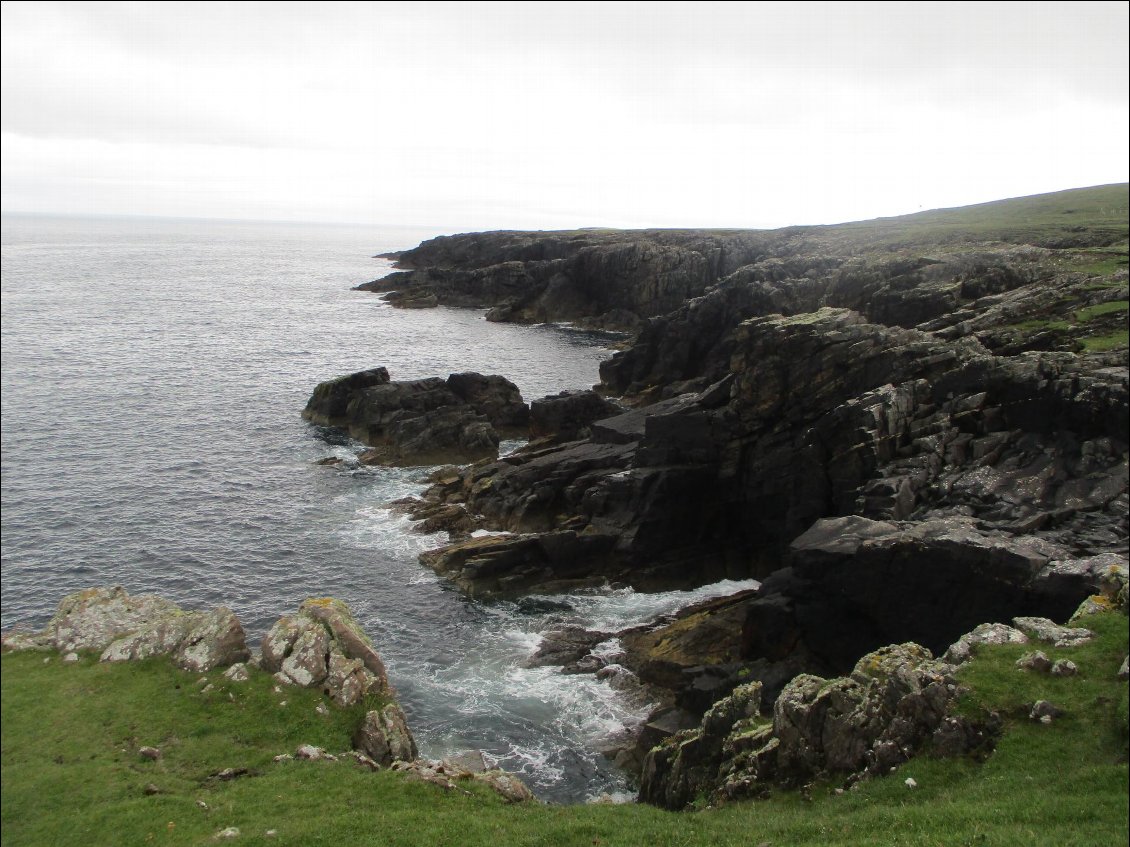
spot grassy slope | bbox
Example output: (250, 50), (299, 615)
(827, 183), (1129, 250)
(3, 612), (1126, 847)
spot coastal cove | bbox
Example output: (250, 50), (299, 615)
(3, 186), (1129, 813)
(0, 213), (715, 802)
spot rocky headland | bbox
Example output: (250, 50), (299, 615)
(308, 184), (1130, 806)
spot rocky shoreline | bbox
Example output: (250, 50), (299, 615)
(310, 184), (1129, 806)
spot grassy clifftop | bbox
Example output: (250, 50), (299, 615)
(3, 611), (1126, 846)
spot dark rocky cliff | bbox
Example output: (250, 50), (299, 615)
(325, 185), (1129, 791)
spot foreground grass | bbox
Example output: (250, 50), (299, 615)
(3, 614), (1127, 847)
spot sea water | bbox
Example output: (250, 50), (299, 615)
(0, 213), (755, 802)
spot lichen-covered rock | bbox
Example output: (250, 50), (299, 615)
(943, 623), (1029, 665)
(640, 642), (977, 810)
(352, 704), (418, 766)
(1011, 616), (1094, 648)
(99, 606), (249, 672)
(222, 663), (250, 682)
(1051, 659), (1078, 677)
(30, 586), (183, 653)
(260, 598), (390, 706)
(2, 587), (250, 672)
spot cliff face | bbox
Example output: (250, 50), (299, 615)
(334, 185), (1129, 773)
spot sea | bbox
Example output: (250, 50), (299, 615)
(0, 213), (756, 803)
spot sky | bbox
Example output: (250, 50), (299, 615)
(1, 1), (1127, 232)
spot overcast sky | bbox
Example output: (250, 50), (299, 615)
(2, 1), (1127, 231)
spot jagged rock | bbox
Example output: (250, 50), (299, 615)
(99, 605), (249, 672)
(526, 627), (610, 668)
(943, 623), (1030, 665)
(1016, 651), (1052, 673)
(352, 704), (417, 766)
(640, 642), (977, 810)
(260, 598), (390, 706)
(1011, 616), (1095, 648)
(303, 369), (528, 466)
(5, 586), (181, 654)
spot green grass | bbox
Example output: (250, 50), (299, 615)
(3, 613), (1128, 846)
(1082, 331), (1130, 352)
(1076, 300), (1129, 322)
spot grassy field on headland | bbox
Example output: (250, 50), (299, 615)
(2, 612), (1126, 847)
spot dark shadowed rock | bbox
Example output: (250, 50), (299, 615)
(302, 369), (529, 466)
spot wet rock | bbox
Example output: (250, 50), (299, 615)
(526, 627), (611, 668)
(529, 391), (624, 441)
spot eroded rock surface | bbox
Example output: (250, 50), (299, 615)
(1, 587), (249, 672)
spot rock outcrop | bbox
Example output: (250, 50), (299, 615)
(638, 641), (991, 810)
(261, 597), (391, 707)
(365, 188), (1128, 761)
(303, 369), (528, 466)
(0, 586), (249, 672)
